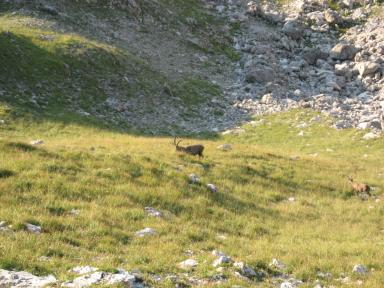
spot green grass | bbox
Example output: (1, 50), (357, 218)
(0, 109), (383, 287)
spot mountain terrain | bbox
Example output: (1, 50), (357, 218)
(1, 0), (384, 287)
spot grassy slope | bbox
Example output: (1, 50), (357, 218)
(0, 1), (235, 134)
(0, 109), (383, 287)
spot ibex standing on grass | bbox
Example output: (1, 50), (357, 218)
(174, 137), (204, 158)
(348, 176), (371, 197)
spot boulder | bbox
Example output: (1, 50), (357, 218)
(303, 48), (328, 65)
(282, 19), (304, 40)
(324, 9), (342, 24)
(355, 61), (380, 77)
(245, 67), (275, 83)
(330, 43), (359, 60)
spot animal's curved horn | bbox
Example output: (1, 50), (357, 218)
(177, 139), (182, 146)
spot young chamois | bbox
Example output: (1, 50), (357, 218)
(174, 137), (204, 158)
(348, 176), (371, 197)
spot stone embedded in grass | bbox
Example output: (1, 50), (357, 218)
(30, 139), (44, 145)
(63, 269), (141, 287)
(103, 269), (137, 285)
(144, 207), (162, 217)
(213, 256), (232, 267)
(62, 271), (104, 287)
(280, 281), (299, 288)
(270, 258), (287, 270)
(296, 123), (308, 129)
(178, 259), (198, 270)
(217, 144), (232, 151)
(234, 262), (258, 279)
(0, 221), (10, 232)
(70, 266), (99, 275)
(135, 227), (156, 237)
(189, 173), (200, 184)
(363, 132), (379, 140)
(279, 278), (304, 288)
(316, 271), (332, 279)
(297, 130), (304, 137)
(352, 264), (368, 274)
(0, 269), (57, 287)
(25, 223), (41, 234)
(70, 209), (80, 216)
(207, 184), (217, 193)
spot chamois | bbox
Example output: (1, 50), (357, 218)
(348, 177), (371, 196)
(174, 137), (204, 158)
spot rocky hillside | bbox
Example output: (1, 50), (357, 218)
(225, 0), (384, 136)
(1, 0), (384, 136)
(1, 1), (384, 287)
(0, 0), (242, 134)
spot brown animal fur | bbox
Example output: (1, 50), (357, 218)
(348, 177), (371, 196)
(174, 137), (204, 158)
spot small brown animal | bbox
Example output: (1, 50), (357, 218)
(174, 137), (204, 158)
(348, 176), (371, 196)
